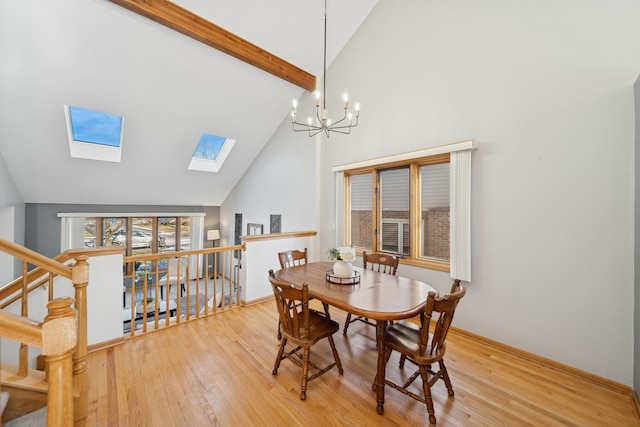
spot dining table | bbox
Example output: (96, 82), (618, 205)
(273, 261), (437, 414)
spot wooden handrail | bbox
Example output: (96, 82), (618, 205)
(0, 239), (72, 279)
(0, 310), (42, 347)
(0, 245), (118, 305)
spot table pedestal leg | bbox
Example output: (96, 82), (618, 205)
(375, 319), (387, 415)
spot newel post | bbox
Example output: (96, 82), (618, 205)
(42, 297), (77, 427)
(71, 255), (89, 424)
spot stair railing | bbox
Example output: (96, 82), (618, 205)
(0, 238), (89, 425)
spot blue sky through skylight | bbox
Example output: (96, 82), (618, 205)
(69, 106), (122, 147)
(193, 134), (226, 160)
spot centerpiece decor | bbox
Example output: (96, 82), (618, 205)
(328, 246), (356, 278)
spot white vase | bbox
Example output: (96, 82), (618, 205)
(333, 260), (354, 278)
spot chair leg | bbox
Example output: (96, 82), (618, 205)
(327, 335), (343, 375)
(277, 319), (282, 340)
(343, 313), (352, 334)
(272, 338), (287, 375)
(439, 360), (455, 396)
(322, 303), (331, 319)
(419, 364), (437, 425)
(300, 346), (311, 400)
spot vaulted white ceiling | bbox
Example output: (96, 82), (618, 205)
(0, 0), (378, 206)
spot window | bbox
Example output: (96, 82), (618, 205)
(83, 215), (194, 275)
(380, 168), (410, 255)
(60, 212), (206, 265)
(188, 133), (236, 173)
(420, 163), (450, 260)
(86, 216), (192, 255)
(349, 173), (372, 249)
(346, 154), (450, 271)
(336, 140), (474, 278)
(64, 105), (124, 162)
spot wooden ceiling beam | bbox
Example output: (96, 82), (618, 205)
(109, 0), (316, 92)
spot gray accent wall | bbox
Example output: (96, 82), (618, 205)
(25, 203), (219, 258)
(635, 74), (640, 401)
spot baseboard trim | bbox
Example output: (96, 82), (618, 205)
(243, 295), (273, 306)
(451, 326), (635, 397)
(88, 337), (125, 353)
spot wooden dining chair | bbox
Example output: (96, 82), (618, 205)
(268, 270), (343, 400)
(382, 280), (466, 425)
(343, 251), (399, 335)
(276, 249), (330, 339)
(277, 248), (308, 268)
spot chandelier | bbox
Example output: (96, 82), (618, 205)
(291, 0), (360, 138)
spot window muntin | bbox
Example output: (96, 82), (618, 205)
(344, 153), (450, 271)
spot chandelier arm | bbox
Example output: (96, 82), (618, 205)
(327, 108), (349, 127)
(309, 128), (324, 137)
(325, 127), (352, 135)
(329, 115), (359, 129)
(292, 121), (322, 132)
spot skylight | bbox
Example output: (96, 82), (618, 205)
(188, 133), (235, 173)
(64, 105), (124, 162)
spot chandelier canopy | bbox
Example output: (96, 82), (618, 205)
(291, 0), (360, 138)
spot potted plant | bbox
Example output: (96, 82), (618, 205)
(136, 296), (156, 314)
(328, 246), (356, 278)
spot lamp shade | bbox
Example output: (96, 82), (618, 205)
(207, 229), (220, 241)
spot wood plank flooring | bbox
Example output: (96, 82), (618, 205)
(85, 300), (640, 426)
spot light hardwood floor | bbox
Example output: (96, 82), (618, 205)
(86, 301), (640, 426)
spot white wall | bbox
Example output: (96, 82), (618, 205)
(242, 234), (316, 303)
(0, 151), (25, 276)
(220, 125), (318, 248)
(53, 253), (124, 346)
(223, 0), (640, 385)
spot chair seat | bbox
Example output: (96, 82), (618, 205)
(158, 274), (185, 285)
(281, 310), (340, 345)
(384, 320), (444, 364)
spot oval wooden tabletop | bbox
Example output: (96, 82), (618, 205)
(274, 261), (436, 321)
